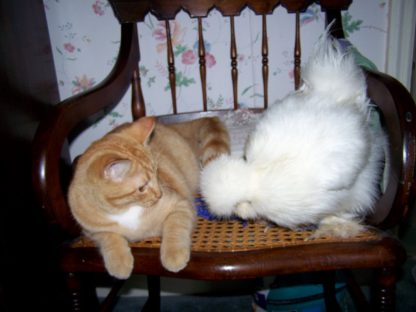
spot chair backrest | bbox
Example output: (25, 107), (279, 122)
(32, 0), (416, 238)
(112, 0), (350, 118)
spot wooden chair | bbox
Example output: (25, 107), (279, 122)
(32, 0), (416, 311)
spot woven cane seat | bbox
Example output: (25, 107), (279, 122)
(71, 217), (381, 252)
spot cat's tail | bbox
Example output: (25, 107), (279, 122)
(169, 117), (230, 166)
(197, 117), (230, 166)
(301, 33), (368, 110)
(200, 154), (254, 217)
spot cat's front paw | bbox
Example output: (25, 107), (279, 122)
(103, 249), (134, 279)
(160, 245), (190, 273)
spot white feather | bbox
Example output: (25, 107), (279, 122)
(201, 155), (254, 216)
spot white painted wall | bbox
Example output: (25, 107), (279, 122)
(385, 0), (416, 91)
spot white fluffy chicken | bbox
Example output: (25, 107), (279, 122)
(200, 34), (387, 238)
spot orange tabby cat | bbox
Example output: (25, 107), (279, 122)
(68, 116), (229, 279)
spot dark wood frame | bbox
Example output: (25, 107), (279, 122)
(32, 1), (416, 311)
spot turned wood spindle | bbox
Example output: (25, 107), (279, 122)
(230, 16), (238, 109)
(131, 65), (146, 120)
(198, 17), (208, 111)
(262, 14), (269, 109)
(165, 20), (177, 114)
(294, 12), (301, 90)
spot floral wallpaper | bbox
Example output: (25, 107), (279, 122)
(43, 0), (388, 158)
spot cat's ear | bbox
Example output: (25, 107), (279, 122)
(104, 159), (131, 182)
(131, 117), (156, 144)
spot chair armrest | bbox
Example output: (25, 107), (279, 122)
(364, 69), (416, 229)
(32, 23), (139, 237)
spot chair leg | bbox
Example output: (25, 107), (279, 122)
(141, 275), (161, 312)
(371, 267), (397, 312)
(99, 279), (125, 312)
(344, 269), (370, 312)
(65, 272), (99, 312)
(322, 271), (341, 312)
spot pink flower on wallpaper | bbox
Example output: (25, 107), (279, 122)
(182, 50), (196, 65)
(72, 75), (95, 94)
(181, 50), (216, 68)
(92, 1), (105, 16)
(205, 53), (216, 68)
(300, 5), (320, 25)
(153, 21), (183, 53)
(153, 26), (166, 41)
(63, 42), (75, 53)
(301, 17), (316, 25)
